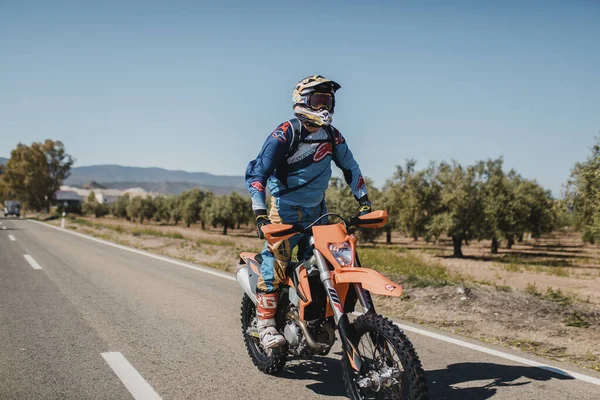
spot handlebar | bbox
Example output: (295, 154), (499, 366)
(265, 211), (387, 239)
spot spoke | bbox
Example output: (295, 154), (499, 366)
(359, 334), (377, 363)
(369, 332), (381, 363)
(354, 330), (405, 399)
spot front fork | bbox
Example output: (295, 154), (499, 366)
(311, 243), (373, 374)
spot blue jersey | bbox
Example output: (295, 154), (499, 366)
(246, 119), (368, 210)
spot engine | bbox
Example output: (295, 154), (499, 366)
(283, 308), (336, 357)
(283, 320), (303, 350)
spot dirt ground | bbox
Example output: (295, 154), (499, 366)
(382, 231), (600, 304)
(374, 286), (599, 372)
(43, 216), (600, 372)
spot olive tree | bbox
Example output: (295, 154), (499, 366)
(179, 189), (207, 228)
(206, 195), (236, 235)
(126, 196), (142, 222)
(229, 192), (253, 229)
(111, 194), (130, 219)
(479, 158), (515, 253)
(426, 161), (485, 257)
(153, 195), (171, 223)
(383, 160), (440, 243)
(82, 191), (108, 218)
(568, 138), (600, 244)
(139, 196), (156, 224)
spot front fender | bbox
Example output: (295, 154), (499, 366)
(333, 267), (403, 297)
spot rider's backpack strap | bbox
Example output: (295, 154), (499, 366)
(324, 125), (338, 165)
(285, 118), (303, 159)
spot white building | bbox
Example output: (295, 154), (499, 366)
(95, 193), (119, 204)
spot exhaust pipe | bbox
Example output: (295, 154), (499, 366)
(287, 311), (331, 352)
(236, 266), (257, 304)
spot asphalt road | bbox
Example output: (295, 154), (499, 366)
(1, 216), (599, 400)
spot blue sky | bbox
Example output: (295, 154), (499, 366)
(1, 1), (598, 196)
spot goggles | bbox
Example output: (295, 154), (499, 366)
(307, 92), (334, 111)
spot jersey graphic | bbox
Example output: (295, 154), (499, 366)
(246, 120), (368, 210)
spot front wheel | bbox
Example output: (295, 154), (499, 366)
(341, 313), (428, 400)
(240, 293), (287, 375)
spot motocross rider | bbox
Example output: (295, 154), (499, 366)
(245, 75), (372, 349)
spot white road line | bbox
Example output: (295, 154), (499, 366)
(23, 254), (43, 270)
(29, 219), (600, 386)
(101, 352), (162, 400)
(28, 219), (235, 281)
(2, 226), (6, 230)
(8, 235), (16, 241)
(393, 321), (600, 386)
(349, 312), (600, 387)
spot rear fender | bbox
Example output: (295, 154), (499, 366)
(333, 267), (402, 297)
(238, 252), (261, 295)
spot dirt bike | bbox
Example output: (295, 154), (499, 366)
(236, 210), (428, 399)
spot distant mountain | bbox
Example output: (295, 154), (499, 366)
(0, 160), (246, 195)
(82, 181), (107, 190)
(65, 164), (246, 195)
(99, 181), (246, 196)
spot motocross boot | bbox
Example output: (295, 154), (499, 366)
(256, 292), (286, 348)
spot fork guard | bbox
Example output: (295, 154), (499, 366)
(334, 267), (403, 297)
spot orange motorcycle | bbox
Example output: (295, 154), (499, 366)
(237, 210), (428, 399)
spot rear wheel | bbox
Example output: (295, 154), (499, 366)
(341, 313), (428, 400)
(240, 293), (287, 375)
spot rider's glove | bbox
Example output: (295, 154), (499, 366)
(255, 209), (271, 240)
(357, 195), (372, 216)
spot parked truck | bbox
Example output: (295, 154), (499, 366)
(4, 200), (21, 217)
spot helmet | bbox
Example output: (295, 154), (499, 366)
(292, 75), (341, 127)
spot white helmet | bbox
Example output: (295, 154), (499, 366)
(292, 75), (341, 127)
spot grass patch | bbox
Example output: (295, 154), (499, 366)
(526, 264), (571, 277)
(205, 261), (232, 271)
(500, 259), (571, 278)
(70, 218), (97, 228)
(358, 247), (458, 288)
(497, 254), (573, 274)
(526, 284), (582, 308)
(494, 284), (512, 292)
(499, 254), (573, 268)
(129, 227), (185, 239)
(564, 312), (589, 328)
(195, 237), (236, 247)
(506, 265), (573, 279)
(548, 267), (570, 277)
(525, 282), (541, 297)
(502, 262), (522, 273)
(504, 338), (567, 357)
(483, 336), (570, 360)
(71, 218), (187, 240)
(543, 287), (573, 307)
(504, 338), (544, 352)
(202, 247), (216, 255)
